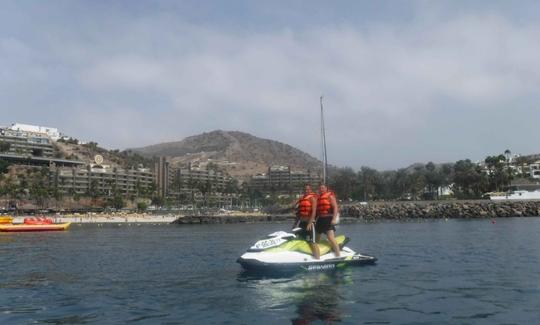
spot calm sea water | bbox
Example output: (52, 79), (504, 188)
(1, 218), (540, 324)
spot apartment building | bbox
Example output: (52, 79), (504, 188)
(171, 164), (228, 194)
(153, 158), (231, 198)
(0, 127), (55, 157)
(155, 157), (173, 198)
(49, 164), (154, 196)
(250, 165), (320, 193)
(8, 123), (61, 141)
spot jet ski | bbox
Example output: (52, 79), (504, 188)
(237, 230), (377, 274)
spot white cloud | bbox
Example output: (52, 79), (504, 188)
(3, 4), (540, 168)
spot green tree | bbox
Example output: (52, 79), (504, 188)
(84, 141), (99, 150)
(328, 167), (357, 200)
(0, 142), (11, 153)
(402, 165), (426, 200)
(424, 162), (443, 200)
(357, 167), (379, 201)
(224, 178), (240, 194)
(453, 159), (486, 198)
(197, 181), (212, 207)
(0, 159), (10, 174)
(135, 180), (143, 199)
(88, 179), (100, 199)
(107, 193), (124, 209)
(391, 169), (412, 200)
(151, 195), (164, 206)
(137, 201), (147, 212)
(375, 170), (397, 200)
(485, 155), (510, 191)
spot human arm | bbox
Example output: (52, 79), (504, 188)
(292, 210), (300, 229)
(306, 196), (317, 231)
(330, 195), (339, 225)
(292, 199), (300, 229)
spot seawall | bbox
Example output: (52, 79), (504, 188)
(342, 200), (540, 220)
(172, 201), (540, 224)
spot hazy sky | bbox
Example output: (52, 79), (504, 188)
(2, 1), (540, 169)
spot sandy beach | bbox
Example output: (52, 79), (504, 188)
(12, 213), (178, 224)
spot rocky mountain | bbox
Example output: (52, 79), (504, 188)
(132, 130), (322, 179)
(55, 140), (152, 169)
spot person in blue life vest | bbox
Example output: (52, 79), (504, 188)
(293, 184), (320, 259)
(315, 184), (340, 257)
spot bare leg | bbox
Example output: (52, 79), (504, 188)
(309, 242), (320, 259)
(326, 230), (340, 257)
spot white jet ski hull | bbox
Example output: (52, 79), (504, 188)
(237, 246), (377, 274)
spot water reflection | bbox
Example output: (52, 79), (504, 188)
(238, 270), (353, 324)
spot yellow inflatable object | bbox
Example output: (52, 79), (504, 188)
(266, 235), (347, 255)
(0, 216), (13, 224)
(0, 222), (71, 232)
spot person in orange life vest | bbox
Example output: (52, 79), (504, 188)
(315, 184), (340, 257)
(293, 184), (320, 259)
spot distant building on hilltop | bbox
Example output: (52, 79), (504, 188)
(9, 123), (61, 141)
(0, 126), (55, 157)
(0, 123), (86, 167)
(528, 162), (540, 179)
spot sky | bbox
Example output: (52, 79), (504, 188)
(2, 0), (540, 170)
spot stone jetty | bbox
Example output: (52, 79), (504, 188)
(342, 200), (540, 221)
(172, 201), (540, 224)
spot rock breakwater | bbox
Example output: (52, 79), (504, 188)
(171, 201), (540, 224)
(342, 201), (540, 220)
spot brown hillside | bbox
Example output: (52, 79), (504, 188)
(54, 141), (152, 169)
(132, 130), (321, 179)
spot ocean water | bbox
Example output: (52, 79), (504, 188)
(1, 218), (539, 324)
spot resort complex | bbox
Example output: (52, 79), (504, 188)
(49, 164), (154, 197)
(2, 122), (540, 212)
(154, 157), (237, 206)
(249, 165), (320, 194)
(0, 125), (56, 158)
(0, 123), (322, 211)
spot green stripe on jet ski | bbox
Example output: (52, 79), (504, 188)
(265, 235), (347, 255)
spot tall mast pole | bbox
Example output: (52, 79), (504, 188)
(320, 95), (328, 185)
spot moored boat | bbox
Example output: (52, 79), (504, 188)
(490, 189), (540, 200)
(24, 217), (54, 225)
(0, 216), (13, 224)
(0, 222), (71, 232)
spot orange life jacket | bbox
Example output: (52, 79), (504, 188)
(317, 191), (335, 217)
(297, 192), (317, 218)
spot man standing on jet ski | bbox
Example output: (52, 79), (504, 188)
(316, 184), (340, 257)
(293, 184), (320, 259)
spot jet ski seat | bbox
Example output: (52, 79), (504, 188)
(265, 235), (348, 255)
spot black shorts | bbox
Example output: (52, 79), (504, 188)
(316, 217), (336, 234)
(297, 221), (315, 243)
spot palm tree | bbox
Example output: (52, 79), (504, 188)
(504, 149), (512, 177)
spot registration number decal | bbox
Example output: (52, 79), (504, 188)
(253, 238), (284, 249)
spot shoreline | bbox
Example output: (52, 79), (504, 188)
(342, 200), (540, 220)
(12, 214), (178, 224)
(7, 200), (540, 224)
(174, 200), (540, 224)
